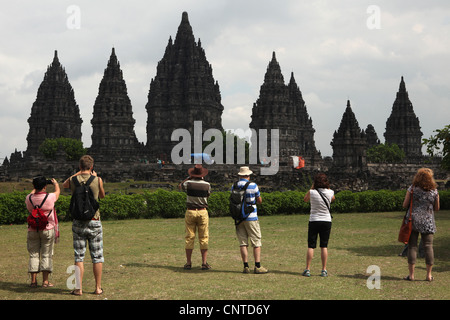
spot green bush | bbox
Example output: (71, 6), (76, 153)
(0, 191), (29, 224)
(333, 190), (359, 213)
(208, 192), (230, 218)
(100, 193), (147, 220)
(439, 190), (450, 210)
(1, 188), (448, 225)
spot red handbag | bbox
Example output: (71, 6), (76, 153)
(398, 189), (413, 244)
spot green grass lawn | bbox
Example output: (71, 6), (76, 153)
(1, 211), (449, 301)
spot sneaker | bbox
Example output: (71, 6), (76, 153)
(254, 266), (268, 274)
(302, 269), (311, 277)
(321, 270), (328, 277)
(242, 267), (250, 274)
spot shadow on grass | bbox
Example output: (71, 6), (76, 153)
(0, 281), (67, 295)
(337, 273), (405, 281)
(336, 234), (450, 273)
(123, 262), (300, 276)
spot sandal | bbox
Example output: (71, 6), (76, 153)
(42, 282), (54, 288)
(426, 276), (434, 282)
(183, 263), (192, 270)
(70, 289), (82, 296)
(30, 282), (38, 288)
(403, 275), (414, 281)
(93, 288), (103, 295)
(201, 263), (211, 270)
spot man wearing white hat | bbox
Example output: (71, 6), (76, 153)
(232, 166), (268, 274)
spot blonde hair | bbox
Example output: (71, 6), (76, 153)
(412, 168), (437, 191)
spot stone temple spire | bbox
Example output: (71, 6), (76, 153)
(26, 50), (82, 156)
(384, 76), (423, 157)
(145, 11), (224, 160)
(90, 48), (142, 161)
(331, 100), (367, 169)
(250, 52), (320, 165)
(288, 72), (319, 157)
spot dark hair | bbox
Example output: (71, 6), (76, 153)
(32, 176), (47, 190)
(313, 173), (330, 189)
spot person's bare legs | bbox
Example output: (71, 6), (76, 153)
(185, 249), (193, 266)
(93, 262), (102, 294)
(305, 248), (314, 270)
(201, 249), (208, 265)
(426, 264), (433, 281)
(42, 271), (53, 287)
(408, 263), (415, 280)
(254, 246), (261, 263)
(321, 247), (328, 271)
(240, 245), (248, 264)
(73, 261), (84, 295)
(30, 272), (38, 287)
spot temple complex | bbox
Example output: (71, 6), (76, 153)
(0, 13), (446, 190)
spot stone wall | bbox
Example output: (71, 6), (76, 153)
(1, 155), (448, 193)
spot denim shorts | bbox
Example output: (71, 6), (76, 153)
(72, 220), (104, 263)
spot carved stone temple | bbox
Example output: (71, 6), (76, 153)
(330, 100), (367, 170)
(25, 50), (83, 157)
(90, 48), (144, 162)
(249, 52), (321, 167)
(384, 76), (423, 158)
(145, 12), (224, 161)
(0, 13), (446, 191)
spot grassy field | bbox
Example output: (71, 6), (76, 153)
(1, 210), (449, 302)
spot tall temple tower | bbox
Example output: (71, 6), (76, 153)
(145, 12), (224, 160)
(365, 124), (380, 148)
(384, 76), (423, 157)
(26, 50), (82, 156)
(90, 48), (143, 161)
(331, 100), (367, 169)
(250, 52), (319, 165)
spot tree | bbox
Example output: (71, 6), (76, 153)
(201, 130), (250, 164)
(39, 138), (87, 161)
(367, 143), (405, 163)
(423, 124), (450, 171)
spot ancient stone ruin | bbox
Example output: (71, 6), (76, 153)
(1, 12), (447, 191)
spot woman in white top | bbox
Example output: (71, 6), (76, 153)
(302, 173), (335, 277)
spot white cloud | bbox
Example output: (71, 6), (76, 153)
(0, 0), (449, 159)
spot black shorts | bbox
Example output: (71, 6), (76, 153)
(307, 221), (332, 248)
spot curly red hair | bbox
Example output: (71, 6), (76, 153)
(412, 168), (437, 191)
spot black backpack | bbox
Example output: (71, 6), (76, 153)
(229, 181), (254, 225)
(69, 176), (99, 221)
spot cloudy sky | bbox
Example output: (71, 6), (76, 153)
(0, 0), (449, 160)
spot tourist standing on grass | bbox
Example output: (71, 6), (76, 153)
(302, 173), (335, 277)
(402, 168), (440, 282)
(63, 155), (105, 295)
(232, 166), (268, 274)
(26, 176), (60, 288)
(178, 164), (211, 270)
